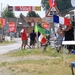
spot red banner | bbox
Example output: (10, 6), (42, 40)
(2, 18), (6, 26)
(8, 22), (16, 32)
(14, 6), (32, 11)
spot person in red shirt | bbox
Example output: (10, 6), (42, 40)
(20, 25), (28, 49)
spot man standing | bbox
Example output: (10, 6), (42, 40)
(29, 29), (36, 48)
(56, 25), (64, 53)
(20, 25), (28, 49)
(64, 25), (74, 54)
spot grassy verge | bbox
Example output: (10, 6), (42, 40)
(0, 40), (16, 46)
(0, 46), (75, 75)
(5, 46), (60, 57)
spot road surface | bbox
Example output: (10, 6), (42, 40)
(0, 37), (55, 55)
(0, 38), (21, 55)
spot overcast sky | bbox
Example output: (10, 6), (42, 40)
(0, 0), (45, 18)
(71, 0), (75, 7)
(0, 0), (75, 18)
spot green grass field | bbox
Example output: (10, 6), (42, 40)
(0, 47), (75, 75)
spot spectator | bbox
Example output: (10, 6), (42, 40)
(63, 25), (74, 54)
(38, 31), (41, 48)
(29, 29), (36, 48)
(20, 25), (28, 49)
(56, 25), (64, 53)
(38, 31), (41, 38)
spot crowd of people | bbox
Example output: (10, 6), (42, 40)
(19, 21), (75, 54)
(20, 25), (37, 49)
(55, 22), (75, 53)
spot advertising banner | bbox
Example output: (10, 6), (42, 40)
(33, 6), (41, 11)
(14, 6), (32, 11)
(0, 18), (6, 28)
(14, 6), (41, 11)
(8, 22), (16, 32)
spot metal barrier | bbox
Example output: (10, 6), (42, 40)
(62, 41), (75, 66)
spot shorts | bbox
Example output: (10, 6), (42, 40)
(30, 40), (36, 46)
(22, 40), (27, 45)
(56, 35), (63, 46)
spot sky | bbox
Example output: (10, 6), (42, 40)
(71, 0), (75, 7)
(0, 0), (75, 18)
(0, 0), (45, 18)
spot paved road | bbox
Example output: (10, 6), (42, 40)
(0, 37), (55, 55)
(0, 38), (21, 55)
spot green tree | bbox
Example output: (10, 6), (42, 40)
(41, 0), (49, 11)
(41, 0), (73, 15)
(56, 0), (72, 11)
(26, 11), (40, 17)
(19, 13), (25, 17)
(2, 7), (15, 18)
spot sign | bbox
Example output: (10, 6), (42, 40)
(14, 6), (41, 11)
(49, 0), (56, 7)
(0, 18), (6, 28)
(45, 17), (53, 23)
(8, 6), (13, 11)
(45, 6), (60, 23)
(33, 6), (41, 11)
(8, 22), (16, 32)
(46, 7), (60, 17)
(14, 6), (32, 11)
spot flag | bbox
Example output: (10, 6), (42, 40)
(49, 0), (56, 7)
(34, 25), (50, 35)
(34, 25), (45, 34)
(38, 34), (46, 44)
(34, 24), (38, 32)
(53, 15), (71, 26)
(45, 29), (50, 34)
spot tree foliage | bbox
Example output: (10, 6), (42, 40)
(41, 0), (73, 15)
(2, 7), (15, 18)
(41, 0), (49, 11)
(26, 11), (40, 17)
(56, 0), (72, 11)
(19, 13), (25, 17)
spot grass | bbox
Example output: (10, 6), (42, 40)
(0, 40), (16, 46)
(7, 47), (59, 57)
(5, 46), (60, 57)
(0, 46), (75, 75)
